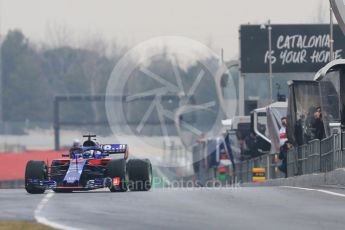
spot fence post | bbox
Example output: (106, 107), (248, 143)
(334, 133), (342, 170)
(342, 132), (345, 167)
(266, 154), (270, 179)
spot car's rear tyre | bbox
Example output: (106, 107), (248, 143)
(25, 161), (48, 194)
(107, 159), (128, 192)
(127, 159), (152, 191)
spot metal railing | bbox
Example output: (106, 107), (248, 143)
(234, 153), (271, 183)
(308, 139), (320, 174)
(297, 144), (308, 175)
(235, 132), (345, 183)
(342, 133), (345, 167)
(320, 135), (334, 172)
(287, 147), (297, 177)
(334, 134), (342, 169)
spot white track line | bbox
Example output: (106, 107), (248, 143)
(34, 191), (81, 230)
(281, 186), (345, 198)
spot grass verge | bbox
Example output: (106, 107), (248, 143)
(0, 221), (57, 230)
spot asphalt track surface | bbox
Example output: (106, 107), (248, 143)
(2, 186), (345, 230)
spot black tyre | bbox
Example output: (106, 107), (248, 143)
(25, 161), (48, 194)
(127, 159), (152, 191)
(107, 159), (128, 192)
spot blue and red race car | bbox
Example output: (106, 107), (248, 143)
(25, 135), (152, 193)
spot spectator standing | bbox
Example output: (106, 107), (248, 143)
(279, 117), (288, 147)
(278, 141), (292, 177)
(279, 117), (289, 177)
(311, 107), (325, 140)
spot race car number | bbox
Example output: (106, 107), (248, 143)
(102, 144), (127, 153)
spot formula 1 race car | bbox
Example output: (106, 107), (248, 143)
(25, 135), (152, 194)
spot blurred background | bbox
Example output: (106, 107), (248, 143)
(0, 0), (329, 149)
(0, 0), (334, 186)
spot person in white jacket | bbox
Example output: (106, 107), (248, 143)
(278, 117), (289, 176)
(279, 117), (288, 147)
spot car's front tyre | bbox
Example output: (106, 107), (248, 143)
(25, 161), (48, 194)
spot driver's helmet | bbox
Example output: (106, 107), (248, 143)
(83, 150), (94, 159)
(73, 139), (81, 147)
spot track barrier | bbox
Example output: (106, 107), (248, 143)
(235, 132), (345, 183)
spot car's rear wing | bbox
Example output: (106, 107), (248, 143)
(101, 144), (128, 159)
(101, 144), (127, 154)
(62, 144), (128, 158)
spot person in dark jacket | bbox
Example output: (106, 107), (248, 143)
(224, 132), (235, 167)
(311, 106), (325, 140)
(244, 131), (258, 158)
(295, 114), (306, 146)
(278, 140), (292, 177)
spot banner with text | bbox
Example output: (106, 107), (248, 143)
(240, 24), (345, 73)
